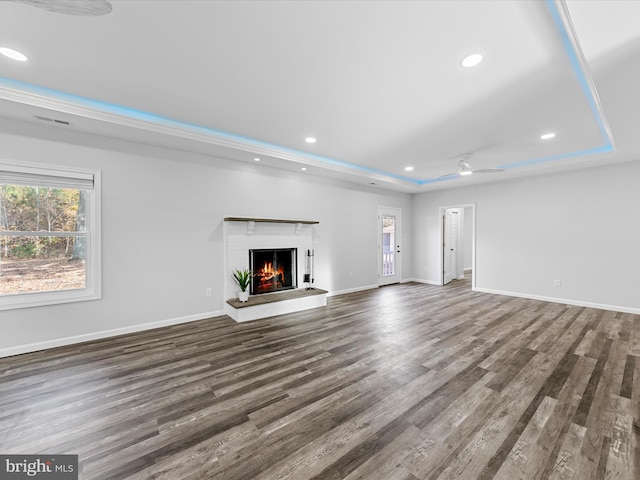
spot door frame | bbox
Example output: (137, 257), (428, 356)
(378, 206), (402, 286)
(443, 207), (461, 285)
(438, 203), (476, 289)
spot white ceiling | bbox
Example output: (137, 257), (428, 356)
(0, 0), (639, 192)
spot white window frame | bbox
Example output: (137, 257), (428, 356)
(0, 160), (101, 310)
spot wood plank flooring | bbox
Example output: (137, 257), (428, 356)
(1, 278), (638, 479)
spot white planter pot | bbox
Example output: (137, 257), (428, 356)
(238, 291), (249, 302)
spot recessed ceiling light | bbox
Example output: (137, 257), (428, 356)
(461, 53), (483, 68)
(253, 157), (260, 162)
(301, 167), (307, 171)
(404, 166), (414, 172)
(0, 47), (28, 62)
(305, 137), (316, 144)
(540, 132), (556, 140)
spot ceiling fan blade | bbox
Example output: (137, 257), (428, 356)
(433, 172), (459, 180)
(473, 168), (504, 174)
(6, 0), (113, 16)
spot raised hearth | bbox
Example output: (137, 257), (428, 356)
(225, 288), (327, 322)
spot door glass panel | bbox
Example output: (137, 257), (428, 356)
(382, 215), (395, 276)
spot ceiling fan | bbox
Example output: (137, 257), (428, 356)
(434, 153), (505, 179)
(4, 0), (112, 16)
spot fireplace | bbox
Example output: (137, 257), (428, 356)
(249, 248), (297, 295)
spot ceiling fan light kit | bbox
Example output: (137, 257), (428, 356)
(435, 153), (505, 180)
(458, 161), (473, 176)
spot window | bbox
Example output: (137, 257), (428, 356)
(0, 161), (101, 310)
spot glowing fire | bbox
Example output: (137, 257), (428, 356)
(256, 261), (286, 291)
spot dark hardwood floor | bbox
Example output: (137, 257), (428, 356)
(1, 278), (638, 479)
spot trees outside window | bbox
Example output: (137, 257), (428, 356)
(0, 163), (100, 310)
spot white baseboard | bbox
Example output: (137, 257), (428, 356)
(403, 278), (442, 286)
(0, 310), (224, 359)
(474, 287), (640, 315)
(327, 284), (378, 297)
(331, 279), (443, 290)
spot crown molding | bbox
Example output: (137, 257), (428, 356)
(0, 79), (419, 189)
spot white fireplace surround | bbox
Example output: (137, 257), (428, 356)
(223, 217), (316, 301)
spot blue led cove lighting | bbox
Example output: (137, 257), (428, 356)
(496, 0), (614, 171)
(0, 0), (613, 187)
(0, 76), (420, 185)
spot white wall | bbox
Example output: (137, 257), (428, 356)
(0, 127), (412, 356)
(412, 160), (640, 313)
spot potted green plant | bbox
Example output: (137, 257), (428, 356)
(232, 268), (253, 302)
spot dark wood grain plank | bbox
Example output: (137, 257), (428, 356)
(620, 354), (636, 399)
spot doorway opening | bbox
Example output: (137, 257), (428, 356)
(440, 204), (475, 290)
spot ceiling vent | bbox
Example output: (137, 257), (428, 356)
(34, 115), (71, 126)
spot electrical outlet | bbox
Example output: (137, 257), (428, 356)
(206, 288), (212, 297)
(554, 279), (562, 287)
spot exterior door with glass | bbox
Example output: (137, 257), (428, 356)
(378, 207), (402, 286)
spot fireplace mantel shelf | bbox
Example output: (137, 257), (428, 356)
(224, 217), (319, 225)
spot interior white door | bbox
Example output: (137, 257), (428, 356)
(439, 203), (475, 290)
(378, 207), (402, 286)
(443, 209), (459, 285)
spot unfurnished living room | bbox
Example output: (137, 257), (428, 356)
(0, 1), (638, 479)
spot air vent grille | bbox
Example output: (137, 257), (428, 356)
(34, 115), (71, 126)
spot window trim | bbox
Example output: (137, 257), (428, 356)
(0, 160), (101, 310)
